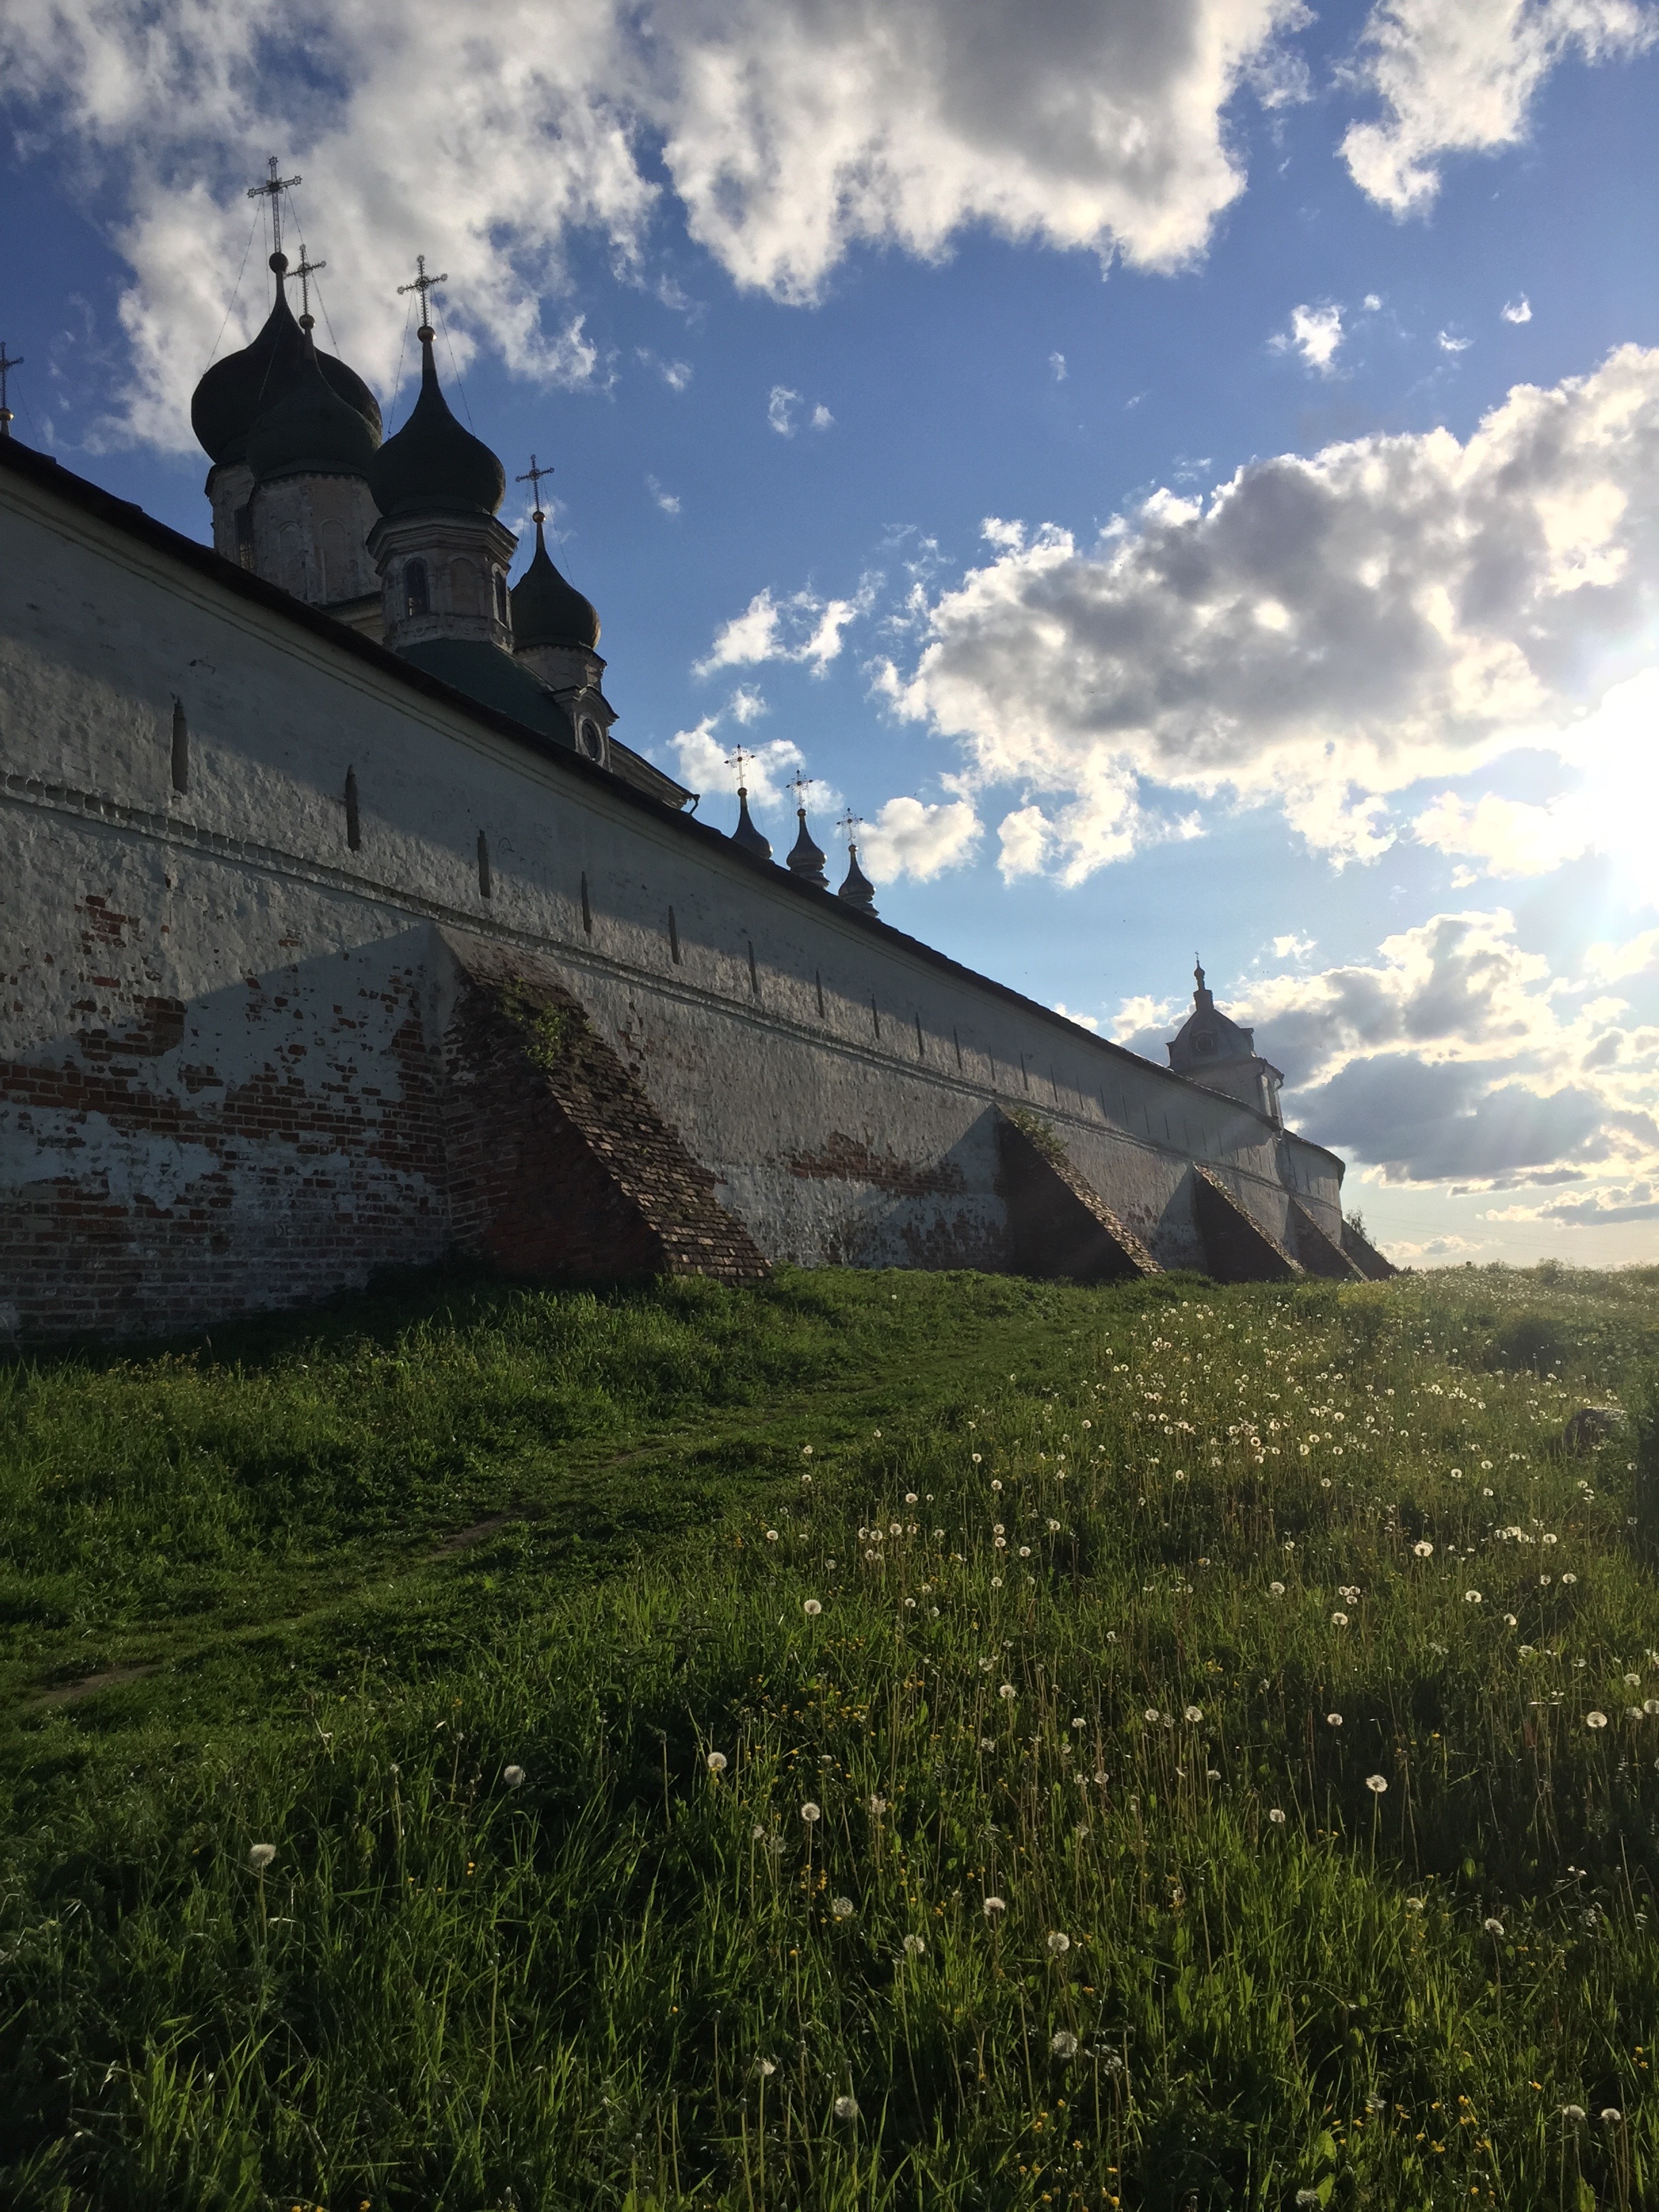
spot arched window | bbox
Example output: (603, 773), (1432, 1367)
(449, 558), (478, 613)
(493, 572), (509, 626)
(577, 718), (604, 762)
(404, 559), (430, 619)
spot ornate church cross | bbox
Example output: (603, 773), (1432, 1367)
(397, 254), (447, 333)
(516, 453), (554, 521)
(292, 245), (326, 331)
(789, 771), (815, 811)
(837, 808), (862, 844)
(246, 156), (302, 259)
(726, 745), (756, 792)
(0, 344), (22, 440)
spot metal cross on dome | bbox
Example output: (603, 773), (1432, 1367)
(247, 156), (302, 260)
(398, 254), (447, 327)
(292, 245), (326, 329)
(516, 453), (554, 520)
(726, 744), (756, 791)
(789, 771), (815, 811)
(837, 808), (862, 844)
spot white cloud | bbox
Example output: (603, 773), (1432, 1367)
(1052, 1002), (1101, 1031)
(857, 795), (981, 884)
(1109, 991), (1178, 1042)
(695, 577), (877, 676)
(670, 719), (804, 811)
(646, 474), (682, 514)
(1389, 1231), (1482, 1258)
(1271, 931), (1317, 960)
(880, 347), (1659, 882)
(1437, 329), (1472, 354)
(766, 385), (834, 437)
(726, 684), (769, 724)
(1273, 302), (1344, 373)
(1502, 293), (1532, 323)
(1050, 351), (1068, 382)
(1340, 0), (1655, 216)
(637, 348), (694, 390)
(0, 0), (1320, 449)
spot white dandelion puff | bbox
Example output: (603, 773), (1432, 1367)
(803, 1598), (823, 1617)
(833, 2094), (859, 2120)
(248, 1843), (276, 1872)
(501, 1767), (525, 1788)
(983, 1895), (1006, 1916)
(1046, 1931), (1071, 1955)
(800, 1801), (822, 1822)
(1366, 1774), (1388, 1794)
(705, 1751), (729, 1775)
(1050, 2030), (1079, 2058)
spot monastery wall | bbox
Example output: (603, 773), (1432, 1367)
(0, 449), (1347, 1343)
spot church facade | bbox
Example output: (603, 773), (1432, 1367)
(0, 249), (1389, 1345)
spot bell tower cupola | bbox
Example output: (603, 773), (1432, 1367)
(365, 260), (516, 661)
(508, 453), (617, 766)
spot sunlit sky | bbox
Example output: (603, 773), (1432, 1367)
(4, 0), (1658, 1267)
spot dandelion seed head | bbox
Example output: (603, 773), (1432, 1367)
(903, 1933), (926, 1954)
(1602, 2108), (1623, 2123)
(1366, 1774), (1388, 1793)
(757, 2057), (777, 2077)
(1586, 1711), (1609, 1729)
(1561, 2104), (1586, 2121)
(1050, 2030), (1079, 2058)
(983, 1895), (1006, 1916)
(1268, 1808), (1287, 1824)
(1332, 1612), (1349, 1628)
(1185, 1705), (1203, 1723)
(1414, 1541), (1434, 1558)
(800, 1801), (821, 1822)
(803, 1598), (823, 1617)
(1483, 1917), (1504, 1936)
(1465, 1590), (1483, 1605)
(1269, 1581), (1286, 1598)
(833, 2094), (859, 2120)
(705, 1751), (729, 1775)
(1046, 1931), (1070, 1954)
(1327, 1712), (1343, 1727)
(501, 1767), (525, 1788)
(248, 1843), (276, 1872)
(832, 1896), (854, 1919)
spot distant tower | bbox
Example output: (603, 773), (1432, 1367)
(509, 454), (615, 766)
(365, 260), (516, 665)
(1166, 958), (1284, 1126)
(786, 775), (828, 887)
(0, 344), (23, 441)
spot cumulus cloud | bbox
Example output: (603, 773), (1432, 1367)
(1052, 1002), (1101, 1031)
(1050, 351), (1068, 382)
(647, 474), (682, 514)
(1340, 0), (1655, 216)
(856, 796), (981, 884)
(696, 577), (878, 676)
(1502, 293), (1532, 324)
(879, 346), (1659, 882)
(670, 719), (814, 814)
(0, 0), (1322, 447)
(1141, 907), (1659, 1200)
(1273, 303), (1345, 373)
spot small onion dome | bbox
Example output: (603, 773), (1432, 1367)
(511, 512), (599, 649)
(191, 252), (381, 466)
(368, 326), (505, 519)
(838, 842), (877, 913)
(731, 786), (773, 861)
(787, 806), (827, 887)
(247, 333), (380, 484)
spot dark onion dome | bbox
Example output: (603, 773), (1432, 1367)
(191, 253), (381, 467)
(368, 326), (505, 519)
(787, 806), (827, 887)
(511, 512), (599, 649)
(247, 333), (380, 484)
(838, 842), (877, 913)
(730, 786), (773, 861)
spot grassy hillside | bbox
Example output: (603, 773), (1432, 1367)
(3, 1262), (1659, 2211)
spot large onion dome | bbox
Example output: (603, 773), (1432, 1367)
(247, 332), (380, 484)
(510, 512), (600, 649)
(191, 253), (381, 467)
(367, 327), (505, 519)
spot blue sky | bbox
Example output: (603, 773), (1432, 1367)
(5, 0), (1658, 1267)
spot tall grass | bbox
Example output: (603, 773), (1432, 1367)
(3, 1263), (1658, 2209)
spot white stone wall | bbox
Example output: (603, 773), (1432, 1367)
(0, 457), (1346, 1332)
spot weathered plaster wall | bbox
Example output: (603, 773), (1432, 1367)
(0, 455), (1346, 1340)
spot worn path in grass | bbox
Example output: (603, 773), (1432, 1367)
(0, 1269), (1164, 1750)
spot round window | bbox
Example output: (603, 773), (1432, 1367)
(578, 719), (604, 760)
